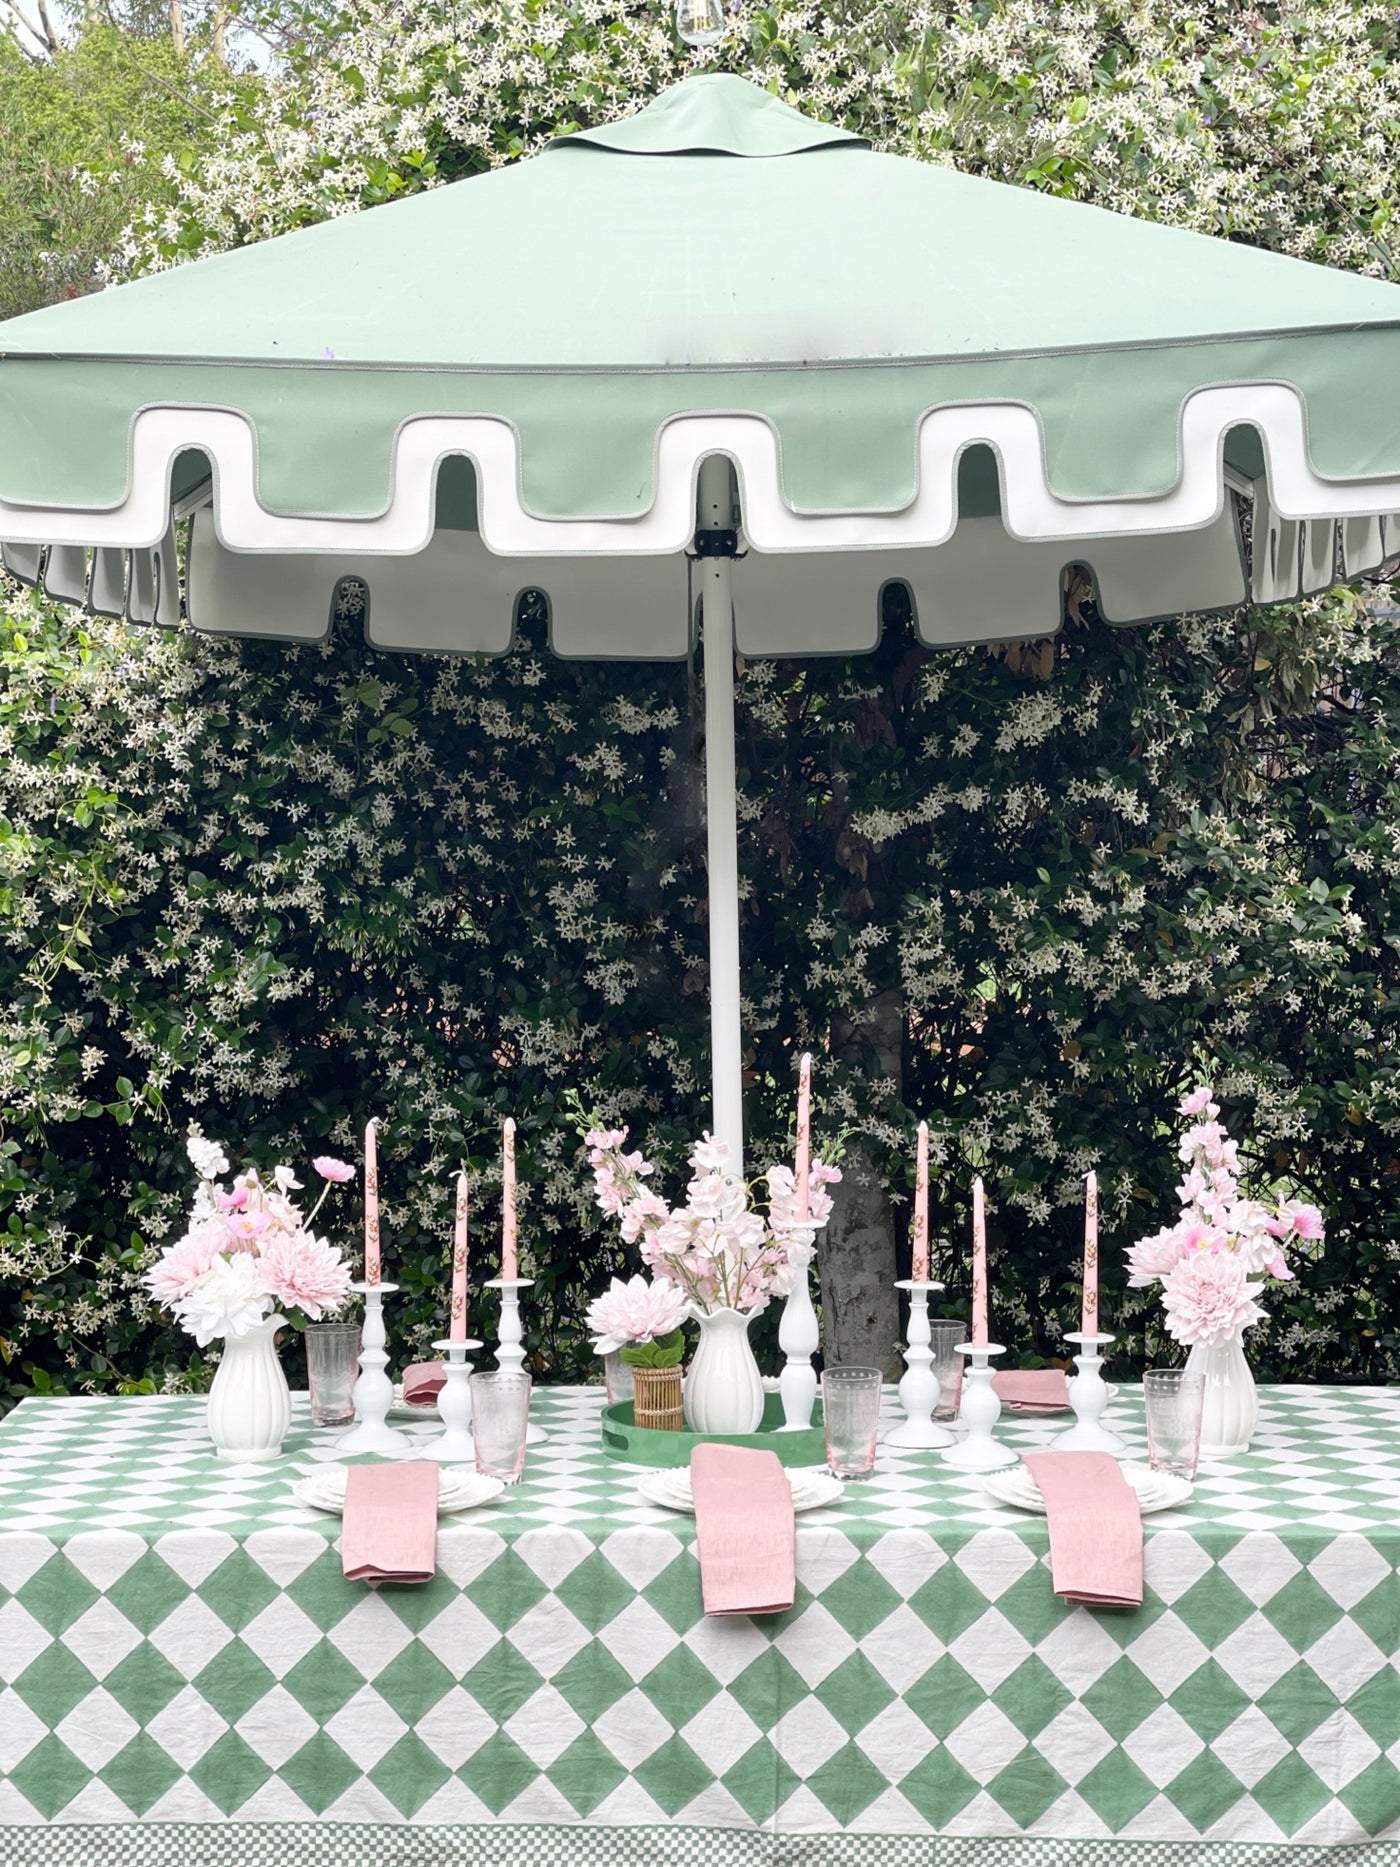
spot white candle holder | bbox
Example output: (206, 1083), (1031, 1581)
(337, 1282), (412, 1456)
(421, 1338), (483, 1464)
(941, 1343), (1018, 1471)
(486, 1277), (546, 1444)
(1047, 1331), (1127, 1456)
(884, 1280), (956, 1448)
(776, 1219), (823, 1431)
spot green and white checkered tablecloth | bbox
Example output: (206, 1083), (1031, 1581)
(0, 1384), (1397, 1867)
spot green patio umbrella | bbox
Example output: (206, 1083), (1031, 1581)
(3, 72), (1400, 1167)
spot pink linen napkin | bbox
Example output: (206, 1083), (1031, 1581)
(947, 1368), (1072, 1412)
(401, 1363), (444, 1406)
(1022, 1451), (1143, 1607)
(690, 1444), (795, 1617)
(994, 1368), (1070, 1411)
(341, 1461), (439, 1584)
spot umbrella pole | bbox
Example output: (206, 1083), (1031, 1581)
(697, 456), (744, 1173)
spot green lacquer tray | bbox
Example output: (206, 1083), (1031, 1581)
(600, 1392), (826, 1467)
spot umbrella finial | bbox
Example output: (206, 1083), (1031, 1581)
(675, 0), (723, 46)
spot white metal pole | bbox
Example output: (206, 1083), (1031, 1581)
(697, 456), (744, 1174)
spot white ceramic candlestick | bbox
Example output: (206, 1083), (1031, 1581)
(1048, 1331), (1127, 1455)
(422, 1338), (483, 1464)
(776, 1222), (822, 1431)
(885, 1280), (956, 1447)
(486, 1276), (546, 1444)
(337, 1281), (412, 1455)
(942, 1343), (1017, 1471)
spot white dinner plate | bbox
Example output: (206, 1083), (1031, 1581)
(293, 1464), (504, 1515)
(983, 1460), (1192, 1515)
(638, 1467), (844, 1514)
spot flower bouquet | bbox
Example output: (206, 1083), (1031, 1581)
(144, 1131), (357, 1459)
(1126, 1088), (1324, 1452)
(583, 1125), (839, 1434)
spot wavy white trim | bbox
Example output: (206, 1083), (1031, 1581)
(2, 385), (1400, 556)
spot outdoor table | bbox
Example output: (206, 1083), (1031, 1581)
(0, 1384), (1396, 1867)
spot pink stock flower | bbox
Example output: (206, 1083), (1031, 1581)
(1179, 1087), (1217, 1118)
(257, 1231), (353, 1321)
(586, 1275), (689, 1355)
(1161, 1248), (1266, 1348)
(312, 1156), (355, 1182)
(811, 1162), (842, 1187)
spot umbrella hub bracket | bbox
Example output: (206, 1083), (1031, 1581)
(690, 528), (741, 559)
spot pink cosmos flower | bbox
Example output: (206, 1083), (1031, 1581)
(257, 1231), (353, 1321)
(312, 1156), (355, 1183)
(224, 1211), (269, 1248)
(1283, 1201), (1325, 1241)
(586, 1275), (689, 1355)
(215, 1187), (249, 1211)
(1161, 1248), (1265, 1348)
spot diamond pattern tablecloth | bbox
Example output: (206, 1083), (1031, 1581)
(0, 1384), (1397, 1867)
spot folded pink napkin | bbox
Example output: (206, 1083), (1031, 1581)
(947, 1367), (1072, 1412)
(994, 1368), (1071, 1411)
(690, 1444), (795, 1617)
(341, 1462), (439, 1584)
(400, 1363), (444, 1406)
(1022, 1451), (1143, 1607)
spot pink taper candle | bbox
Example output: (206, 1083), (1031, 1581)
(795, 1052), (812, 1225)
(971, 1176), (988, 1347)
(363, 1119), (380, 1285)
(1081, 1171), (1099, 1336)
(450, 1171), (469, 1343)
(501, 1118), (518, 1281)
(912, 1121), (929, 1282)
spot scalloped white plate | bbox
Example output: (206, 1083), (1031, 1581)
(639, 1467), (844, 1514)
(293, 1465), (503, 1515)
(984, 1460), (1191, 1515)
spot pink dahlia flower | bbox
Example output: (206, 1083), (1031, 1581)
(1161, 1248), (1265, 1348)
(143, 1221), (226, 1306)
(586, 1274), (689, 1355)
(257, 1231), (352, 1321)
(1124, 1222), (1191, 1288)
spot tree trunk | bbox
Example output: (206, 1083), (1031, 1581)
(168, 0), (185, 57)
(819, 988), (902, 1373)
(211, 5), (228, 65)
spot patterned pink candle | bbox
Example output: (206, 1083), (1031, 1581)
(501, 1118), (518, 1282)
(1081, 1171), (1099, 1337)
(450, 1171), (469, 1343)
(795, 1052), (812, 1225)
(363, 1119), (380, 1285)
(971, 1176), (988, 1347)
(912, 1121), (929, 1282)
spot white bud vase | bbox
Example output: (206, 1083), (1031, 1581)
(207, 1314), (292, 1461)
(1185, 1331), (1257, 1457)
(684, 1306), (764, 1435)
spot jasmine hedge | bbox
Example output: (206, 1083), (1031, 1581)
(2, 574), (1398, 1404)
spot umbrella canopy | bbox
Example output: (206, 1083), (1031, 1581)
(3, 73), (1399, 1158)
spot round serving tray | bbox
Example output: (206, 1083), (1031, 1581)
(600, 1392), (826, 1468)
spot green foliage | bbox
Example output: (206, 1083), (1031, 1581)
(620, 1330), (685, 1370)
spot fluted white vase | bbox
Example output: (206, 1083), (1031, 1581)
(684, 1306), (764, 1435)
(1186, 1331), (1257, 1457)
(207, 1314), (292, 1461)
